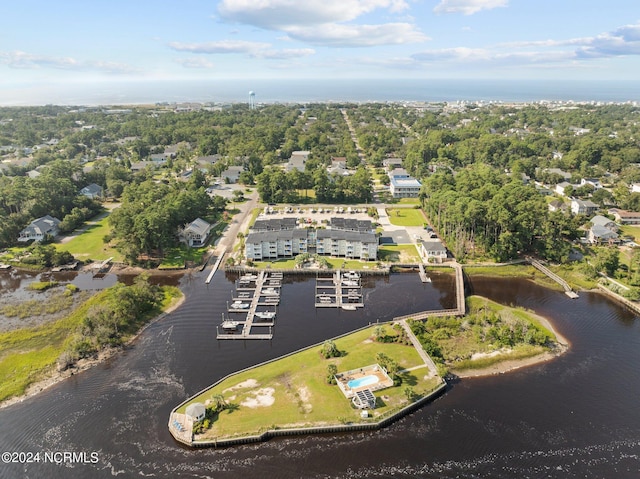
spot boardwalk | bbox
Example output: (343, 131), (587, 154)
(528, 258), (579, 298)
(393, 262), (465, 322)
(315, 271), (364, 309)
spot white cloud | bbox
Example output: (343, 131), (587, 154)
(218, 0), (409, 28)
(175, 57), (215, 69)
(257, 48), (315, 59)
(576, 22), (640, 58)
(0, 51), (135, 74)
(285, 23), (428, 47)
(434, 0), (508, 15)
(217, 0), (424, 48)
(168, 40), (271, 54)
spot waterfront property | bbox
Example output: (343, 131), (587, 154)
(170, 324), (443, 447)
(179, 218), (213, 247)
(245, 216), (378, 261)
(18, 215), (61, 242)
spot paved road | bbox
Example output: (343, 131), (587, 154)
(213, 190), (259, 255)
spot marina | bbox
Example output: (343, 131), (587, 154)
(315, 271), (364, 310)
(216, 270), (281, 340)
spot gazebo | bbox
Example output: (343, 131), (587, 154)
(185, 402), (206, 422)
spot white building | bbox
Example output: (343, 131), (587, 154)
(418, 240), (447, 263)
(286, 151), (310, 172)
(388, 168), (421, 198)
(180, 218), (212, 247)
(571, 199), (599, 216)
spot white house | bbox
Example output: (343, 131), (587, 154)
(631, 183), (640, 193)
(571, 199), (599, 216)
(590, 215), (617, 231)
(18, 215), (61, 242)
(580, 178), (603, 190)
(388, 168), (421, 198)
(180, 218), (212, 247)
(418, 240), (447, 263)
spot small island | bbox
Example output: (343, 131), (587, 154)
(169, 296), (566, 447)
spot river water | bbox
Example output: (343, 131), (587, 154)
(0, 269), (639, 478)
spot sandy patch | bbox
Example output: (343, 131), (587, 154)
(471, 348), (511, 360)
(241, 387), (275, 408)
(223, 379), (258, 394)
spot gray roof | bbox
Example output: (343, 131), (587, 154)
(246, 229), (308, 243)
(420, 240), (447, 252)
(590, 215), (615, 228)
(329, 218), (373, 232)
(185, 403), (206, 419)
(80, 183), (103, 196)
(21, 215), (61, 236)
(590, 225), (618, 239)
(316, 229), (377, 244)
(185, 218), (211, 235)
(253, 218), (297, 231)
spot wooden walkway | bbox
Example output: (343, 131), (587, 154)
(205, 253), (225, 284)
(393, 262), (465, 321)
(217, 270), (277, 340)
(528, 258), (579, 298)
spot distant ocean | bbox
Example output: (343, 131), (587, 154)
(2, 79), (640, 106)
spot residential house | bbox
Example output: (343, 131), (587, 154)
(18, 215), (61, 242)
(580, 178), (603, 190)
(588, 225), (619, 244)
(608, 208), (640, 225)
(631, 183), (640, 194)
(180, 218), (212, 247)
(555, 181), (580, 196)
(548, 199), (568, 213)
(221, 165), (243, 183)
(418, 240), (447, 263)
(80, 183), (104, 200)
(286, 151), (310, 172)
(590, 215), (617, 231)
(383, 157), (403, 170)
(571, 199), (599, 216)
(389, 168), (421, 198)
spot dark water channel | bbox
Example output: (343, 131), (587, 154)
(0, 269), (639, 478)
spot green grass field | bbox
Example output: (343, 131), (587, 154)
(56, 215), (123, 262)
(620, 224), (640, 242)
(158, 245), (209, 269)
(386, 208), (426, 227)
(378, 244), (421, 263)
(178, 325), (441, 441)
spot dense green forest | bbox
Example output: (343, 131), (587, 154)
(1, 101), (639, 265)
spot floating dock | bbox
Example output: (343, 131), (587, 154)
(315, 271), (364, 310)
(216, 270), (281, 340)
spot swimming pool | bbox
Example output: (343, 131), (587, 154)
(348, 375), (379, 389)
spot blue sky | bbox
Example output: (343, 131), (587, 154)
(1, 0), (639, 101)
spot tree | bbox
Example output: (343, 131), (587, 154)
(326, 364), (338, 384)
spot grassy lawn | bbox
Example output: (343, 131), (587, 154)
(0, 286), (182, 403)
(56, 215), (123, 262)
(179, 325), (441, 441)
(378, 244), (421, 263)
(396, 198), (421, 205)
(158, 245), (209, 269)
(620, 225), (640, 242)
(386, 208), (426, 227)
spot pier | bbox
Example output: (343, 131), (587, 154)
(315, 270), (364, 310)
(205, 253), (225, 284)
(217, 270), (281, 340)
(393, 263), (465, 321)
(528, 258), (579, 298)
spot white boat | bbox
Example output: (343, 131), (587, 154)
(342, 280), (359, 286)
(230, 301), (249, 309)
(341, 304), (357, 311)
(262, 288), (279, 296)
(255, 311), (276, 320)
(240, 274), (258, 281)
(221, 320), (239, 331)
(344, 271), (360, 280)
